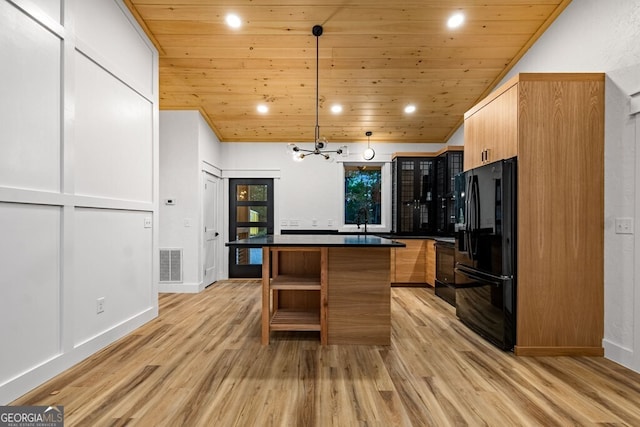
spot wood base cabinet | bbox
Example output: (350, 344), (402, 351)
(464, 73), (605, 356)
(391, 239), (435, 286)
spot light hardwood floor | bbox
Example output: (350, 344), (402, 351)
(13, 280), (640, 426)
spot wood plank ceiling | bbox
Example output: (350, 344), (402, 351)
(124, 0), (571, 144)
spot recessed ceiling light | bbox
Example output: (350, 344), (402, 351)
(447, 13), (465, 29)
(331, 104), (343, 114)
(225, 14), (242, 29)
(404, 105), (416, 114)
(257, 104), (268, 114)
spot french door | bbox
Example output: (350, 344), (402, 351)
(228, 178), (274, 278)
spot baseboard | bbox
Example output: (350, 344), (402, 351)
(603, 338), (638, 373)
(158, 281), (203, 293)
(0, 307), (157, 405)
(514, 345), (605, 357)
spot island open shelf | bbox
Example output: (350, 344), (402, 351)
(228, 234), (405, 345)
(262, 246), (327, 344)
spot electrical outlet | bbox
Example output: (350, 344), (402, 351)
(97, 297), (105, 314)
(144, 217), (152, 228)
(312, 218), (318, 227)
(280, 219), (288, 226)
(327, 219), (334, 227)
(615, 217), (634, 234)
(290, 219), (300, 227)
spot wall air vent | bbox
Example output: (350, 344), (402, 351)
(159, 248), (182, 283)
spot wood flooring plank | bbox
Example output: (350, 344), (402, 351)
(10, 280), (640, 426)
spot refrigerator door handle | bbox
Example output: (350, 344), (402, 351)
(455, 264), (505, 287)
(466, 174), (474, 260)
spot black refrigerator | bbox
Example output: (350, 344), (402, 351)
(454, 157), (517, 351)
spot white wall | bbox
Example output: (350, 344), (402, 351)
(0, 0), (159, 404)
(159, 111), (224, 291)
(448, 0), (640, 373)
(221, 141), (452, 233)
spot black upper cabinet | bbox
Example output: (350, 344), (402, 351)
(392, 157), (436, 235)
(392, 149), (463, 236)
(435, 150), (464, 235)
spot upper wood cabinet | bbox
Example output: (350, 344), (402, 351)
(464, 83), (518, 170)
(463, 73), (605, 356)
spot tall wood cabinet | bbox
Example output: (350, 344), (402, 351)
(463, 73), (605, 356)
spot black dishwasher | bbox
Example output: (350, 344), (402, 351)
(435, 240), (455, 306)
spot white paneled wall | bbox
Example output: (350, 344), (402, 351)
(0, 0), (158, 404)
(74, 54), (153, 202)
(73, 209), (153, 346)
(0, 203), (61, 384)
(0, 0), (61, 192)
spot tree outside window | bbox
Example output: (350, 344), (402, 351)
(344, 165), (382, 226)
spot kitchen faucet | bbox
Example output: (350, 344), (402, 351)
(356, 207), (368, 233)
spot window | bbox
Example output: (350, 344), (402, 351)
(344, 165), (382, 226)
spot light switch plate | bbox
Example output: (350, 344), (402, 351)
(615, 217), (634, 234)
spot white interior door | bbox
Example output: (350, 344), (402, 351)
(203, 172), (219, 285)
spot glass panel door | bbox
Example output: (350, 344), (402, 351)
(228, 178), (273, 278)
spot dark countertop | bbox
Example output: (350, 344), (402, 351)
(226, 234), (405, 248)
(434, 237), (455, 244)
(279, 229), (455, 242)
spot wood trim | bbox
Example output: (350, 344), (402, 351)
(392, 145), (463, 159)
(515, 346), (605, 357)
(261, 246), (271, 345)
(320, 247), (328, 345)
(425, 239), (436, 287)
(121, 0), (165, 55)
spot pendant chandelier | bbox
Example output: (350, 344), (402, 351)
(288, 25), (346, 161)
(363, 131), (375, 160)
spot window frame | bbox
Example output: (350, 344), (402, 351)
(340, 161), (390, 232)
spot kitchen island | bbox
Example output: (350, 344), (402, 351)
(226, 234), (405, 345)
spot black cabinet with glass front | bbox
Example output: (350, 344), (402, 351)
(391, 157), (436, 235)
(435, 149), (464, 235)
(391, 147), (463, 236)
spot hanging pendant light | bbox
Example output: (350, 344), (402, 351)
(287, 25), (346, 161)
(363, 131), (375, 160)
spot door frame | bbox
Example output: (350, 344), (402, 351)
(228, 178), (274, 278)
